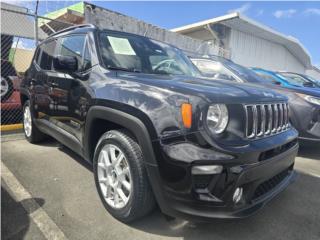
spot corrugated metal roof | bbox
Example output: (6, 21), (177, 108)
(0, 2), (47, 40)
(172, 12), (312, 69)
(37, 2), (84, 35)
(44, 1), (84, 18)
(39, 2), (84, 26)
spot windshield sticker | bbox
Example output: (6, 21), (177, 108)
(107, 36), (136, 55)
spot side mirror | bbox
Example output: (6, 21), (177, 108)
(53, 56), (78, 72)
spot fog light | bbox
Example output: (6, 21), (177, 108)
(192, 165), (223, 175)
(233, 187), (243, 204)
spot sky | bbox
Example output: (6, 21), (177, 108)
(4, 1), (320, 67)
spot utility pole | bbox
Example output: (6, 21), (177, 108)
(34, 0), (39, 46)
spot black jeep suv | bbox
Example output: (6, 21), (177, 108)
(21, 25), (298, 222)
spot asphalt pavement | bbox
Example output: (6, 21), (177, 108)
(1, 134), (320, 240)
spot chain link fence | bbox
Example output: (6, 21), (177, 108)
(0, 3), (75, 128)
(1, 34), (31, 125)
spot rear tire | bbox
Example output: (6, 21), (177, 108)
(23, 100), (46, 143)
(93, 129), (156, 223)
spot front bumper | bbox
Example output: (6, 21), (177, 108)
(147, 132), (298, 221)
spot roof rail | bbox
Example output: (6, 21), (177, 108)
(49, 24), (96, 38)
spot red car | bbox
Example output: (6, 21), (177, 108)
(1, 75), (21, 110)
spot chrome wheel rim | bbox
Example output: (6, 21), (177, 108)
(1, 77), (9, 97)
(23, 106), (32, 137)
(97, 144), (132, 209)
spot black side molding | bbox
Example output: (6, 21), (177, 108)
(36, 119), (82, 155)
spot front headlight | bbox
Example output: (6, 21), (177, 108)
(305, 95), (320, 106)
(207, 104), (229, 134)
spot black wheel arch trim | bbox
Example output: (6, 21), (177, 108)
(84, 105), (158, 166)
(20, 88), (32, 106)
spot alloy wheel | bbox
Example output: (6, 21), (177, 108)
(97, 144), (132, 209)
(23, 105), (32, 137)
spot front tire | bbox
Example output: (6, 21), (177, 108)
(93, 130), (155, 223)
(23, 100), (46, 143)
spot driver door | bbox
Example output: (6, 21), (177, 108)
(49, 34), (92, 143)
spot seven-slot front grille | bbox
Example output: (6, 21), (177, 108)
(244, 102), (290, 139)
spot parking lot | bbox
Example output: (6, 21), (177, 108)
(1, 134), (320, 240)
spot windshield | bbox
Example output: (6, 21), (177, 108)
(305, 75), (320, 86)
(192, 58), (268, 84)
(99, 31), (201, 77)
(253, 70), (286, 85)
(222, 61), (267, 84)
(305, 75), (319, 81)
(279, 72), (316, 87)
(191, 59), (239, 81)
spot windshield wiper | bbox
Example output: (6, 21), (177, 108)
(107, 66), (141, 73)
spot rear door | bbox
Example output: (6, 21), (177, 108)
(33, 39), (58, 121)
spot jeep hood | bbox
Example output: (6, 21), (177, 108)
(114, 72), (286, 104)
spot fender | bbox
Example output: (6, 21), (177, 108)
(288, 103), (304, 131)
(84, 105), (158, 166)
(83, 106), (170, 212)
(20, 88), (36, 114)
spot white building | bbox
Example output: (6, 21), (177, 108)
(172, 12), (313, 74)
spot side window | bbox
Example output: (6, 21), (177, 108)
(59, 35), (91, 71)
(39, 40), (57, 70)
